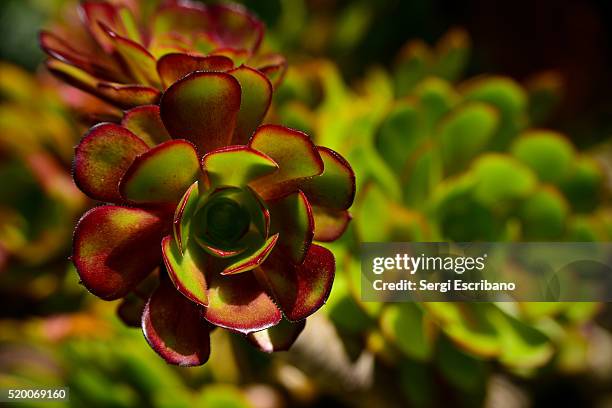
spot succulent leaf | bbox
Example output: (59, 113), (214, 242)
(73, 205), (165, 300)
(119, 140), (200, 204)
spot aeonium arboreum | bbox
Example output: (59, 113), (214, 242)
(40, 0), (285, 113)
(71, 70), (355, 366)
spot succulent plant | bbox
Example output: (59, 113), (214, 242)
(273, 29), (611, 405)
(40, 0), (286, 114)
(67, 61), (354, 365)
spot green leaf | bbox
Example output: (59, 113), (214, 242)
(511, 130), (575, 184)
(73, 206), (164, 300)
(120, 140), (200, 204)
(471, 154), (537, 207)
(203, 270), (281, 334)
(432, 28), (470, 82)
(268, 191), (314, 264)
(519, 187), (568, 240)
(437, 102), (499, 174)
(380, 303), (433, 361)
(221, 234), (279, 275)
(249, 125), (324, 199)
(157, 53), (234, 89)
(161, 235), (208, 306)
(142, 278), (211, 366)
(173, 181), (200, 253)
(229, 66), (273, 144)
(375, 100), (426, 175)
(461, 76), (527, 149)
(202, 145), (278, 188)
(255, 244), (335, 321)
(101, 24), (161, 88)
(299, 146), (355, 210)
(74, 123), (149, 202)
(160, 71), (241, 153)
(121, 105), (171, 147)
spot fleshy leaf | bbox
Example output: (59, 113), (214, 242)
(201, 145), (278, 187)
(101, 23), (160, 88)
(206, 3), (264, 52)
(250, 53), (287, 88)
(300, 147), (355, 210)
(142, 278), (211, 366)
(249, 125), (324, 199)
(121, 105), (171, 147)
(228, 66), (272, 144)
(73, 206), (164, 300)
(120, 140), (200, 204)
(45, 60), (160, 109)
(161, 235), (208, 306)
(160, 71), (241, 153)
(203, 270), (281, 333)
(210, 48), (250, 66)
(255, 245), (335, 321)
(247, 319), (306, 353)
(74, 123), (149, 202)
(173, 181), (200, 254)
(97, 82), (161, 109)
(157, 53), (234, 89)
(221, 233), (279, 275)
(81, 1), (122, 53)
(312, 206), (351, 242)
(40, 31), (121, 81)
(117, 292), (146, 327)
(268, 191), (314, 264)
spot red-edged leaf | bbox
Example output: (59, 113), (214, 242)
(203, 268), (282, 334)
(201, 145), (278, 187)
(121, 105), (171, 147)
(142, 278), (212, 366)
(209, 48), (250, 66)
(74, 123), (149, 202)
(205, 3), (264, 52)
(249, 125), (324, 199)
(117, 292), (146, 327)
(157, 53), (234, 89)
(300, 147), (355, 210)
(221, 233), (279, 275)
(173, 181), (200, 254)
(250, 53), (287, 88)
(97, 82), (160, 109)
(162, 235), (208, 307)
(39, 31), (122, 81)
(229, 66), (273, 144)
(255, 245), (335, 321)
(73, 206), (165, 300)
(81, 1), (123, 53)
(120, 140), (200, 204)
(268, 190), (314, 264)
(152, 4), (211, 39)
(45, 60), (158, 109)
(312, 206), (351, 242)
(247, 319), (306, 353)
(160, 71), (241, 153)
(100, 23), (161, 88)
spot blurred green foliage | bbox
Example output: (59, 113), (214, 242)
(273, 28), (611, 406)
(0, 63), (88, 317)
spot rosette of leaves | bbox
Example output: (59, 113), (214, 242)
(0, 62), (87, 313)
(273, 30), (610, 404)
(70, 67), (355, 366)
(40, 0), (286, 115)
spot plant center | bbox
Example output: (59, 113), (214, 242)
(202, 197), (250, 245)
